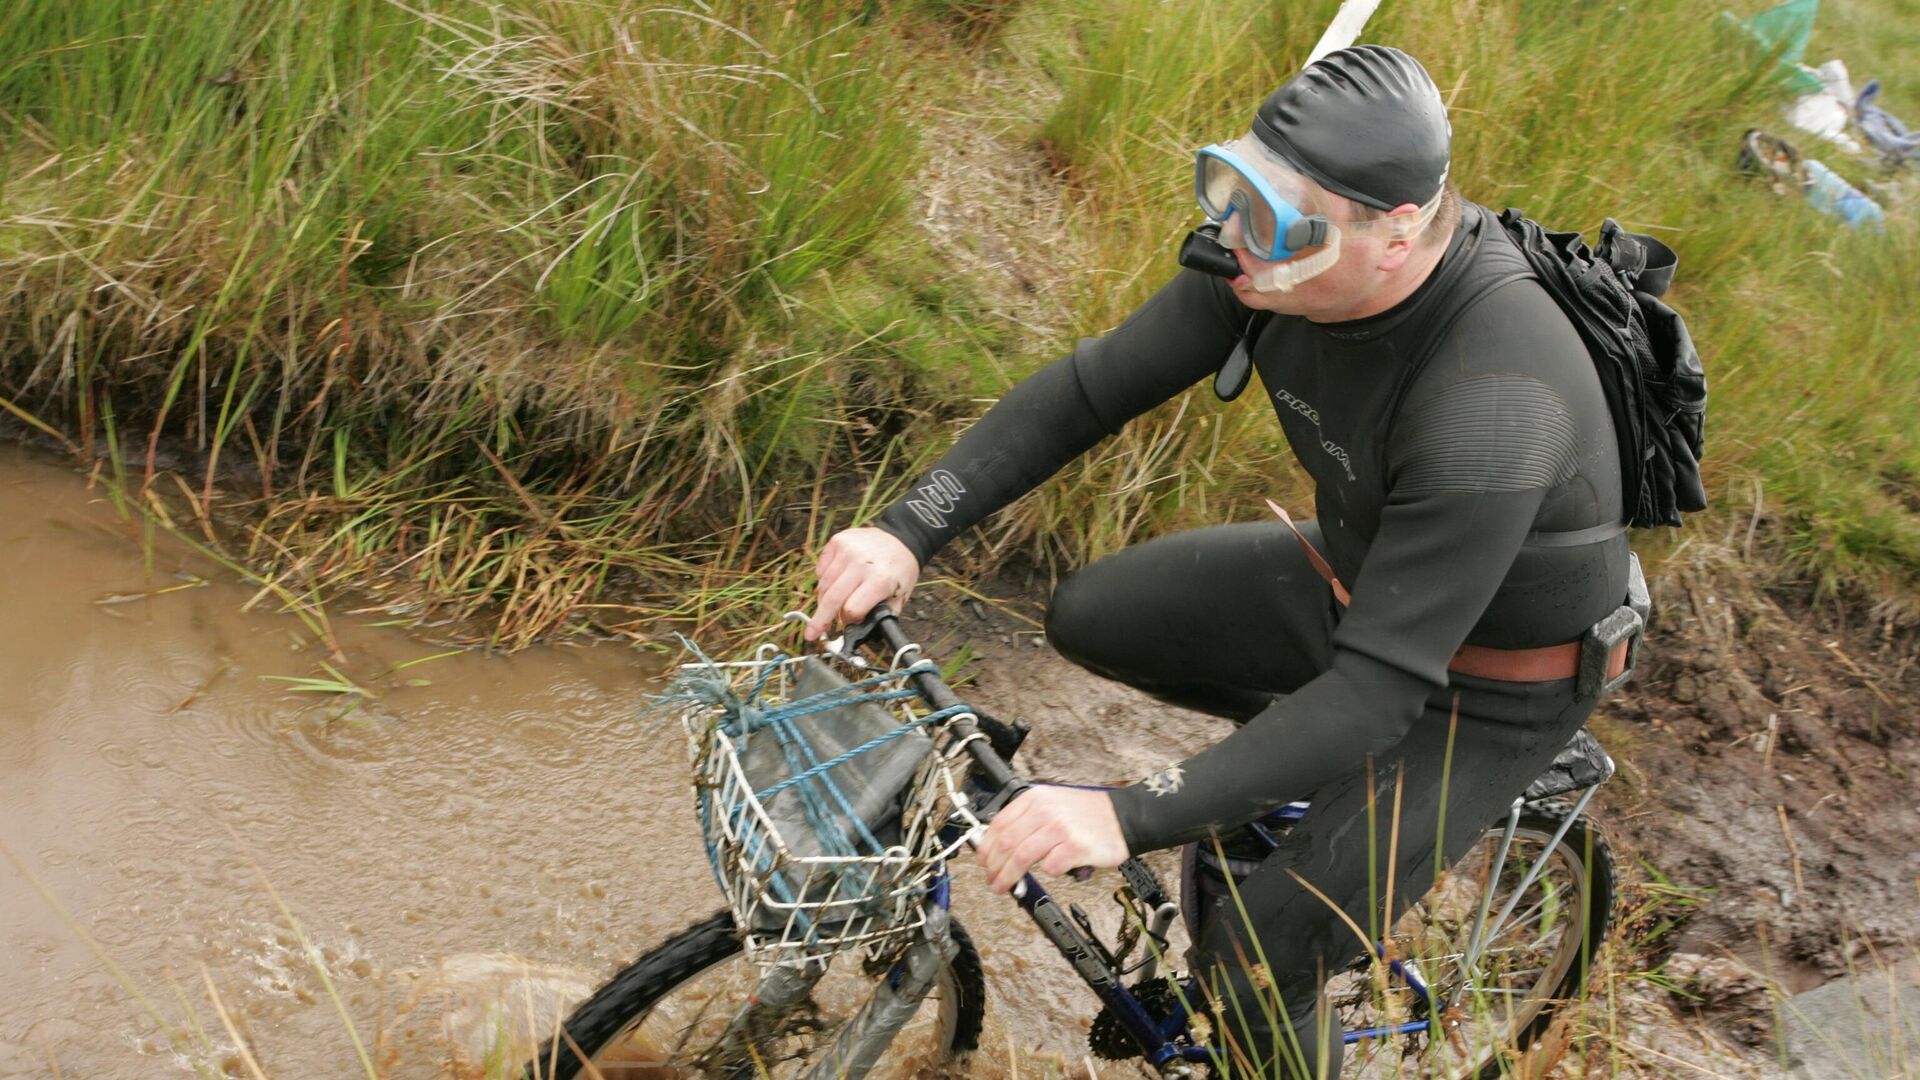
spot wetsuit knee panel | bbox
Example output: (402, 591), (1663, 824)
(1043, 569), (1105, 669)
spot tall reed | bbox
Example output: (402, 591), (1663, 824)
(2, 0), (962, 641)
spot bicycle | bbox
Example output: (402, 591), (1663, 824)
(523, 604), (1621, 1079)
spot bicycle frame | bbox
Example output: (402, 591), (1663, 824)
(922, 772), (1611, 1076)
(773, 607), (1614, 1079)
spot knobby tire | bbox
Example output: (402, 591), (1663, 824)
(524, 910), (985, 1080)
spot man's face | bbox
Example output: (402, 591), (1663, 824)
(1223, 182), (1429, 321)
(1228, 225), (1399, 320)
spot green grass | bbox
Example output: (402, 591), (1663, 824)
(2, 0), (1918, 640)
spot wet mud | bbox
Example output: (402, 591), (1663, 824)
(1595, 567), (1920, 1067)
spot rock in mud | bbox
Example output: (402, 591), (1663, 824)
(1664, 952), (1776, 1045)
(1781, 971), (1920, 1080)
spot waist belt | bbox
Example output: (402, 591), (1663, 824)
(1264, 499), (1632, 685)
(1449, 638), (1629, 683)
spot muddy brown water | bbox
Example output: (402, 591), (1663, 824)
(0, 442), (1219, 1078)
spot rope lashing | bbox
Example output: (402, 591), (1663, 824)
(667, 649), (950, 871)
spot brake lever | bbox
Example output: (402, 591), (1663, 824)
(829, 602), (897, 662)
(971, 706), (1030, 763)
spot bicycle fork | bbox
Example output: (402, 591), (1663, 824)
(708, 914), (957, 1080)
(1445, 783), (1602, 1017)
(795, 906), (960, 1080)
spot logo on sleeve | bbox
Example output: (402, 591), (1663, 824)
(906, 470), (967, 529)
(1143, 763), (1186, 797)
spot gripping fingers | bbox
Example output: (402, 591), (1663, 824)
(813, 545), (848, 597)
(842, 576), (899, 626)
(810, 566), (904, 640)
(988, 820), (1066, 894)
(807, 565), (860, 641)
(807, 552), (907, 641)
(805, 528), (919, 640)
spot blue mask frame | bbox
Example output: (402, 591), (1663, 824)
(1194, 144), (1331, 262)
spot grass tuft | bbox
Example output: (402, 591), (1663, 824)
(2, 0), (1917, 640)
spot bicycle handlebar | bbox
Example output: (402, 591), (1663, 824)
(837, 605), (1111, 884)
(833, 603), (1029, 811)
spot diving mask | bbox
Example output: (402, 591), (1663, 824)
(1188, 135), (1441, 292)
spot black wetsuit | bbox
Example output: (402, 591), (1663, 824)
(878, 205), (1629, 1077)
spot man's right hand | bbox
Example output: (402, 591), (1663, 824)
(805, 528), (921, 641)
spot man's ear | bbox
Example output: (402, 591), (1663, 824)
(1376, 236), (1417, 272)
(1373, 202), (1425, 271)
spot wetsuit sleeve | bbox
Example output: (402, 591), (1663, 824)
(1107, 373), (1582, 853)
(874, 271), (1243, 565)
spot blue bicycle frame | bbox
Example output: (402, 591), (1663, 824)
(838, 604), (1610, 1075)
(912, 801), (1438, 1072)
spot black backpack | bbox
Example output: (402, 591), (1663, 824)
(1490, 207), (1707, 528)
(1215, 206), (1708, 528)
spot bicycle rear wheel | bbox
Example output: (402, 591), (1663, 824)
(523, 911), (985, 1080)
(1329, 806), (1614, 1079)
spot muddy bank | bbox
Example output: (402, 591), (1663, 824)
(1598, 564), (1920, 1062)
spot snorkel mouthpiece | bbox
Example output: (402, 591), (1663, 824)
(1178, 223), (1241, 280)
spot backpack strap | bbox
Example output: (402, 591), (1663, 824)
(1597, 220), (1678, 297)
(1524, 520), (1628, 548)
(1385, 205), (1627, 549)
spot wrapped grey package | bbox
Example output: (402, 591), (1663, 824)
(1523, 726), (1613, 802)
(731, 657), (935, 921)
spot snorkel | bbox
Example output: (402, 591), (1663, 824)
(1177, 224), (1240, 280)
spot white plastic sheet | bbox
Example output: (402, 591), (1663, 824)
(1784, 60), (1866, 155)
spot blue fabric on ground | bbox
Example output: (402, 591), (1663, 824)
(1856, 79), (1920, 162)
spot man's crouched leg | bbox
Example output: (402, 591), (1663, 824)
(1195, 952), (1341, 1079)
(1043, 522), (1341, 721)
(1186, 843), (1341, 1079)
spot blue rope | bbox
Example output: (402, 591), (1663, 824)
(760, 710), (886, 855)
(754, 703), (970, 802)
(736, 659), (908, 854)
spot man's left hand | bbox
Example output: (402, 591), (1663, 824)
(976, 785), (1130, 894)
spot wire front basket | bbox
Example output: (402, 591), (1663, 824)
(667, 641), (980, 969)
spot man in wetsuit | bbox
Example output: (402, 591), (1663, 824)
(805, 45), (1629, 1077)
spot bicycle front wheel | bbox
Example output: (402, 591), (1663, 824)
(523, 910), (985, 1080)
(1331, 806), (1615, 1080)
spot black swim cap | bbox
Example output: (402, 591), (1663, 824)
(1250, 45), (1450, 211)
